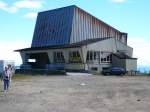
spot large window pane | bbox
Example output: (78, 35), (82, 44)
(69, 51), (82, 63)
(53, 52), (65, 63)
(86, 51), (99, 61)
(101, 52), (112, 63)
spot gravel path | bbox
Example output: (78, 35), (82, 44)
(0, 75), (150, 112)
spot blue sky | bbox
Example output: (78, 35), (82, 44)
(0, 0), (150, 68)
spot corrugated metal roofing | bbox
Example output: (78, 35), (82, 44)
(70, 6), (124, 44)
(31, 5), (74, 47)
(31, 5), (127, 48)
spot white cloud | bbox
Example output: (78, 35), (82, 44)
(7, 6), (18, 13)
(0, 1), (18, 13)
(25, 12), (37, 18)
(14, 0), (44, 9)
(0, 41), (30, 65)
(0, 0), (44, 13)
(111, 0), (126, 3)
(0, 1), (6, 8)
(128, 37), (150, 66)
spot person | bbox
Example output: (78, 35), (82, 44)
(7, 64), (13, 84)
(2, 66), (10, 92)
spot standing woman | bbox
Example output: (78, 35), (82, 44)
(7, 64), (13, 84)
(3, 67), (10, 92)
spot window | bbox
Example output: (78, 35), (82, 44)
(86, 51), (99, 61)
(53, 52), (65, 63)
(90, 52), (93, 60)
(28, 59), (36, 63)
(94, 52), (97, 60)
(86, 51), (90, 61)
(69, 51), (82, 63)
(91, 67), (98, 71)
(101, 52), (112, 63)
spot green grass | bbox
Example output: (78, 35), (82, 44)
(12, 74), (33, 81)
(0, 81), (3, 96)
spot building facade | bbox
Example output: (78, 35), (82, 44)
(16, 5), (137, 73)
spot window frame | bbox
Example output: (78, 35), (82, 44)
(100, 52), (112, 63)
(69, 51), (82, 63)
(53, 51), (65, 63)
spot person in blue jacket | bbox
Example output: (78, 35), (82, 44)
(2, 66), (10, 93)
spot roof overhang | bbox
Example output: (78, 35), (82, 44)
(15, 37), (112, 52)
(113, 53), (137, 60)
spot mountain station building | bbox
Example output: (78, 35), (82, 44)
(16, 5), (137, 73)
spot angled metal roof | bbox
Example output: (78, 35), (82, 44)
(113, 52), (137, 59)
(31, 5), (74, 47)
(15, 37), (111, 52)
(31, 5), (126, 48)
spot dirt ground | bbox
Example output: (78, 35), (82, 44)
(0, 74), (150, 112)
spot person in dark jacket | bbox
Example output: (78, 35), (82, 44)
(2, 67), (10, 92)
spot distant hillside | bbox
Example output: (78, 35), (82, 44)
(138, 65), (150, 73)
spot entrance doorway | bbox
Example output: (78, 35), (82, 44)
(27, 52), (50, 69)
